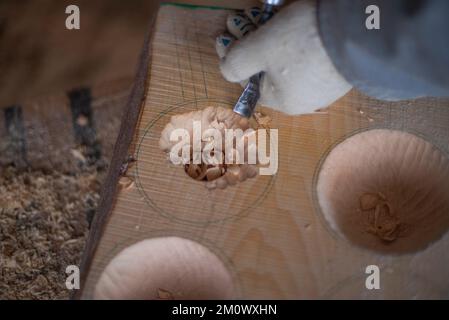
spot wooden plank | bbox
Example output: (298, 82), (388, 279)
(79, 4), (449, 299)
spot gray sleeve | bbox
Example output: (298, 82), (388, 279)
(317, 0), (449, 100)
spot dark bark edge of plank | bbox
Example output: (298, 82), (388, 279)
(73, 4), (160, 299)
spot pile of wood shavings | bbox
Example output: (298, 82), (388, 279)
(0, 166), (100, 299)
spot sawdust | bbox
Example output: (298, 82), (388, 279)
(0, 165), (101, 299)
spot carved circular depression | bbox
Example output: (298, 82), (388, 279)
(135, 99), (275, 226)
(94, 237), (235, 299)
(316, 129), (449, 254)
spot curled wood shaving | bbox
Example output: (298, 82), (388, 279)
(118, 176), (135, 190)
(157, 288), (175, 300)
(360, 192), (409, 242)
(253, 112), (272, 129)
(359, 192), (385, 210)
(184, 162), (227, 182)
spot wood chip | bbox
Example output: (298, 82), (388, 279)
(359, 193), (380, 210)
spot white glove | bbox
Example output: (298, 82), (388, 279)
(217, 0), (352, 115)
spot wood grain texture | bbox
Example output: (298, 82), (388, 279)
(80, 4), (449, 299)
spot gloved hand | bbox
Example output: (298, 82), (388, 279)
(217, 0), (352, 115)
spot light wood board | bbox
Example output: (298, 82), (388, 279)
(79, 4), (449, 299)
